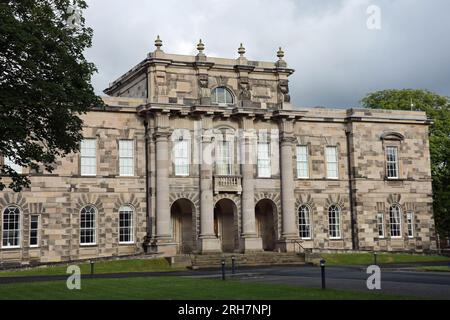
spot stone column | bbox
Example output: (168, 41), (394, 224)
(199, 116), (221, 253)
(153, 112), (177, 255)
(278, 118), (299, 251)
(240, 117), (263, 252)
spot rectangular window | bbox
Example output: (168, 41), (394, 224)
(257, 142), (271, 178)
(4, 156), (22, 174)
(299, 206), (311, 239)
(389, 206), (402, 238)
(80, 139), (97, 176)
(296, 146), (309, 178)
(119, 140), (135, 176)
(386, 146), (399, 179)
(2, 206), (21, 248)
(376, 213), (385, 238)
(406, 212), (414, 238)
(29, 215), (39, 247)
(216, 140), (232, 175)
(326, 146), (339, 179)
(119, 207), (134, 244)
(174, 140), (190, 176)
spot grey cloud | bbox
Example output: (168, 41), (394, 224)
(84, 0), (450, 108)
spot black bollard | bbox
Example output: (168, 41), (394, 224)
(221, 259), (226, 280)
(90, 260), (95, 277)
(231, 256), (236, 274)
(320, 259), (326, 289)
(374, 252), (378, 265)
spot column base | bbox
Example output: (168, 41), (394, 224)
(152, 238), (178, 256)
(240, 236), (263, 253)
(199, 237), (221, 253)
(276, 238), (300, 253)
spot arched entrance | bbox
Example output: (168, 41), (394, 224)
(214, 199), (237, 252)
(171, 199), (195, 254)
(255, 199), (276, 251)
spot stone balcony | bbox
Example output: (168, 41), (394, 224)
(213, 175), (242, 195)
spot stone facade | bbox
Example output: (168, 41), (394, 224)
(0, 39), (436, 265)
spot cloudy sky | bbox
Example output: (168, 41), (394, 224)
(83, 0), (450, 108)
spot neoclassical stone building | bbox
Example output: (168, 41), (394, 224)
(0, 38), (436, 265)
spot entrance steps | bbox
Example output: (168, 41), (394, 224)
(171, 252), (307, 269)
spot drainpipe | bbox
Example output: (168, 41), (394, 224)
(345, 125), (358, 251)
(143, 119), (150, 253)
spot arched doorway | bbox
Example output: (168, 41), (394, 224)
(171, 199), (195, 254)
(214, 199), (237, 252)
(255, 199), (276, 251)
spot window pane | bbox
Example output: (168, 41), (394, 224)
(386, 147), (399, 178)
(174, 140), (190, 176)
(119, 206), (134, 243)
(297, 146), (309, 178)
(80, 139), (96, 176)
(2, 206), (21, 248)
(80, 206), (96, 245)
(376, 213), (385, 238)
(328, 205), (341, 239)
(258, 143), (271, 178)
(389, 205), (402, 237)
(299, 206), (311, 239)
(30, 215), (39, 247)
(326, 147), (338, 179)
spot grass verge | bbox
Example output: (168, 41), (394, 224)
(320, 253), (449, 266)
(0, 258), (185, 278)
(0, 276), (413, 300)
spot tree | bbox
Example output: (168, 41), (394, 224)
(0, 0), (103, 191)
(361, 89), (450, 238)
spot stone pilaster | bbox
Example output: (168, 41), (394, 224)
(199, 116), (221, 253)
(153, 112), (177, 255)
(278, 118), (299, 252)
(239, 116), (263, 252)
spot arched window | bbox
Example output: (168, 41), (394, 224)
(389, 205), (402, 238)
(328, 205), (341, 239)
(80, 205), (97, 245)
(2, 206), (21, 248)
(212, 87), (233, 105)
(298, 205), (311, 239)
(119, 205), (134, 244)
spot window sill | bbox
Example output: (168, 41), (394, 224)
(80, 244), (97, 247)
(1, 246), (21, 250)
(119, 242), (135, 245)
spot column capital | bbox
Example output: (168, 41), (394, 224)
(153, 129), (172, 140)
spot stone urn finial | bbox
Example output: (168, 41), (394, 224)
(277, 47), (285, 60)
(197, 39), (205, 54)
(155, 35), (163, 50)
(238, 43), (246, 57)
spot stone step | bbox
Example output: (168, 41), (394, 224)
(180, 252), (306, 268)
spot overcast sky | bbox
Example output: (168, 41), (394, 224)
(83, 0), (450, 108)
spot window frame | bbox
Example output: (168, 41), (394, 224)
(296, 145), (309, 179)
(80, 139), (97, 176)
(29, 214), (40, 248)
(119, 205), (135, 244)
(215, 139), (233, 176)
(389, 204), (402, 238)
(173, 138), (190, 177)
(298, 205), (312, 240)
(1, 205), (21, 249)
(257, 142), (271, 178)
(406, 211), (414, 238)
(119, 139), (135, 177)
(325, 146), (339, 179)
(211, 87), (234, 105)
(328, 205), (342, 239)
(80, 205), (97, 246)
(376, 213), (385, 239)
(386, 146), (399, 179)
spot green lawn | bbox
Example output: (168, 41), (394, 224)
(0, 258), (185, 278)
(0, 276), (412, 300)
(320, 253), (449, 266)
(416, 266), (450, 272)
